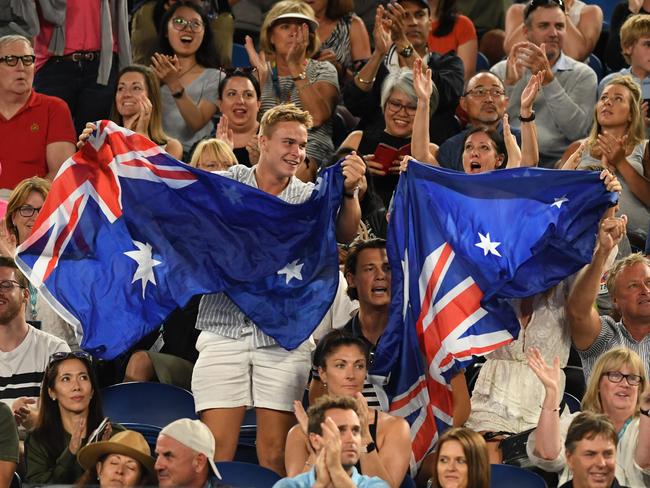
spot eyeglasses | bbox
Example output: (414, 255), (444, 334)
(463, 87), (505, 98)
(16, 205), (41, 218)
(0, 280), (25, 292)
(48, 351), (93, 366)
(385, 99), (417, 116)
(524, 0), (565, 19)
(0, 55), (36, 67)
(171, 17), (204, 33)
(602, 371), (642, 386)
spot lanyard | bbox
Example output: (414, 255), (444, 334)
(618, 417), (633, 441)
(27, 283), (38, 320)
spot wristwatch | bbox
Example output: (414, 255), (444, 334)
(398, 44), (414, 58)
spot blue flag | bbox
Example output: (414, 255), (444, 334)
(16, 121), (343, 359)
(372, 161), (618, 465)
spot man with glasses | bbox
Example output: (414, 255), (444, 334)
(0, 34), (76, 193)
(491, 0), (596, 168)
(0, 256), (69, 429)
(437, 71), (520, 171)
(567, 214), (650, 379)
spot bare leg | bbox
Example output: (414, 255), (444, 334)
(200, 407), (247, 461)
(123, 351), (156, 382)
(255, 408), (297, 476)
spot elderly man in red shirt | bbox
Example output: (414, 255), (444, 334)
(0, 35), (76, 192)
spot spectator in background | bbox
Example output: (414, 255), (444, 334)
(427, 0), (478, 81)
(526, 346), (650, 486)
(306, 0), (371, 81)
(33, 0), (131, 135)
(214, 69), (261, 167)
(111, 65), (183, 160)
(246, 0), (339, 178)
(153, 1), (222, 159)
(0, 35), (76, 193)
(560, 76), (650, 244)
(344, 3), (464, 147)
(0, 403), (18, 488)
(427, 428), (490, 488)
(228, 0), (276, 45)
(504, 0), (603, 62)
(190, 139), (238, 171)
(605, 0), (650, 73)
(456, 0), (509, 65)
(491, 0), (596, 167)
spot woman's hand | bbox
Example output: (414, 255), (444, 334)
(244, 35), (269, 88)
(398, 155), (411, 173)
(364, 154), (386, 176)
(597, 132), (627, 169)
(294, 400), (309, 436)
(286, 23), (310, 69)
(354, 392), (373, 446)
(123, 96), (153, 136)
(313, 446), (331, 488)
(527, 347), (561, 393)
(246, 135), (260, 165)
(520, 70), (543, 115)
(0, 221), (17, 257)
(503, 114), (521, 168)
(562, 140), (587, 170)
(372, 5), (393, 56)
(68, 417), (86, 455)
(412, 58), (432, 102)
(11, 397), (37, 429)
(151, 53), (182, 90)
(600, 169), (622, 194)
(77, 122), (97, 149)
(215, 115), (235, 149)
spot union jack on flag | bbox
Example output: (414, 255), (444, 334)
(16, 121), (343, 359)
(371, 161), (617, 468)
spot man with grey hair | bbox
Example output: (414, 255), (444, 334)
(0, 34), (75, 191)
(567, 211), (650, 379)
(491, 0), (596, 168)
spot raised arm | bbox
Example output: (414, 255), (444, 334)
(567, 207), (627, 350)
(353, 6), (391, 93)
(599, 135), (650, 206)
(517, 71), (543, 167)
(335, 153), (365, 243)
(411, 58), (438, 165)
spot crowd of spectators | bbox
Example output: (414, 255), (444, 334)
(0, 0), (650, 487)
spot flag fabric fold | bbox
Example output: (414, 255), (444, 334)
(16, 121), (343, 359)
(373, 161), (618, 466)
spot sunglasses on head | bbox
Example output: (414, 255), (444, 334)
(223, 67), (257, 76)
(524, 0), (565, 19)
(48, 351), (93, 366)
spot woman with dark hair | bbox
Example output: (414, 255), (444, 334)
(285, 330), (411, 488)
(427, 0), (478, 81)
(153, 1), (223, 157)
(25, 352), (116, 484)
(302, 0), (371, 80)
(111, 65), (183, 160)
(428, 427), (490, 488)
(214, 70), (262, 167)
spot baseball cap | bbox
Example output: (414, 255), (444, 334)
(159, 419), (221, 479)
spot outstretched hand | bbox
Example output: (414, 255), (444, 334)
(245, 35), (269, 88)
(412, 58), (433, 101)
(527, 347), (561, 392)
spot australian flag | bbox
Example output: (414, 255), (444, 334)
(372, 161), (618, 467)
(16, 121), (343, 359)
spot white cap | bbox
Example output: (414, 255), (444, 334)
(159, 419), (221, 479)
(270, 13), (319, 33)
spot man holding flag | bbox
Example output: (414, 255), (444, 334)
(191, 104), (366, 475)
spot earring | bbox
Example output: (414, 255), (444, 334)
(323, 382), (327, 389)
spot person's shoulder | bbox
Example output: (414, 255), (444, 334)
(28, 326), (70, 352)
(219, 164), (253, 181)
(272, 471), (311, 488)
(378, 410), (409, 432)
(309, 58), (338, 77)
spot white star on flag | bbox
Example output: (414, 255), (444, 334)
(223, 185), (243, 205)
(475, 232), (502, 257)
(124, 241), (162, 298)
(551, 196), (569, 208)
(277, 259), (304, 284)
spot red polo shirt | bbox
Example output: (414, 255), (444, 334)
(0, 91), (76, 190)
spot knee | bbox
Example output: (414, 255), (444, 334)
(124, 351), (155, 382)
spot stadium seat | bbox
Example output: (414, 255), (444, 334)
(563, 392), (582, 413)
(476, 52), (491, 72)
(10, 472), (20, 488)
(587, 53), (604, 81)
(232, 43), (251, 68)
(216, 461), (281, 488)
(563, 365), (586, 400)
(101, 381), (198, 430)
(490, 464), (547, 488)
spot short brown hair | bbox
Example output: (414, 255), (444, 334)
(620, 14), (650, 64)
(0, 256), (28, 289)
(565, 412), (617, 454)
(307, 394), (359, 436)
(606, 252), (650, 300)
(430, 428), (490, 488)
(259, 103), (313, 137)
(260, 0), (320, 57)
(5, 177), (51, 242)
(344, 238), (387, 301)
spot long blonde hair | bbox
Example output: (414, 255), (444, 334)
(581, 347), (647, 415)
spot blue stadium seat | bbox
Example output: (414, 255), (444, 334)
(563, 391), (582, 413)
(588, 53), (604, 81)
(232, 43), (251, 68)
(101, 381), (198, 430)
(594, 1), (620, 25)
(216, 461), (281, 488)
(476, 52), (491, 72)
(490, 464), (547, 488)
(400, 474), (417, 488)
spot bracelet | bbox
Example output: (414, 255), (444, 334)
(519, 111), (535, 122)
(171, 87), (185, 99)
(540, 404), (561, 412)
(355, 74), (375, 85)
(291, 71), (307, 81)
(344, 186), (360, 199)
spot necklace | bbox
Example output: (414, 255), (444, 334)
(177, 62), (198, 79)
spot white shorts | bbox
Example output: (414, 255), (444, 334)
(192, 331), (314, 412)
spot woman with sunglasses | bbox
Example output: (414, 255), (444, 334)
(214, 70), (262, 167)
(526, 346), (650, 486)
(25, 351), (119, 484)
(285, 330), (411, 488)
(153, 1), (222, 159)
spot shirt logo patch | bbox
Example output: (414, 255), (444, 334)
(30, 123), (39, 132)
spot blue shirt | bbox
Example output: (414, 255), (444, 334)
(272, 467), (390, 488)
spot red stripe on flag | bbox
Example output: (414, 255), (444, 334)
(390, 378), (427, 411)
(43, 194), (84, 281)
(415, 244), (453, 339)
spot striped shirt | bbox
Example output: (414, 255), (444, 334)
(578, 315), (650, 380)
(195, 165), (315, 348)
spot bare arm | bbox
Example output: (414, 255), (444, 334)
(518, 71), (543, 167)
(349, 14), (371, 64)
(562, 5), (603, 61)
(294, 79), (339, 128)
(335, 153), (365, 243)
(457, 39), (478, 81)
(353, 6), (391, 92)
(285, 426), (313, 476)
(450, 371), (470, 427)
(567, 208), (626, 350)
(503, 4), (526, 55)
(411, 58), (438, 165)
(165, 137), (184, 161)
(635, 386), (650, 469)
(45, 141), (75, 180)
